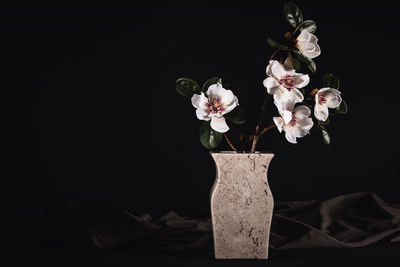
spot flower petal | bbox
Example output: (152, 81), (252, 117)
(297, 117), (314, 133)
(274, 99), (295, 113)
(206, 83), (223, 99)
(296, 29), (311, 42)
(191, 93), (208, 109)
(222, 96), (238, 114)
(196, 108), (210, 121)
(210, 117), (229, 133)
(293, 74), (310, 88)
(273, 89), (289, 107)
(290, 88), (305, 104)
(314, 103), (329, 122)
(281, 110), (293, 125)
(319, 87), (342, 108)
(283, 57), (292, 69)
(220, 89), (234, 106)
(294, 105), (311, 119)
(285, 132), (297, 144)
(296, 41), (321, 59)
(263, 77), (280, 94)
(267, 60), (293, 80)
(310, 43), (321, 58)
(309, 33), (318, 44)
(273, 116), (284, 133)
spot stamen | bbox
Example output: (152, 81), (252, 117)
(318, 94), (327, 105)
(207, 97), (225, 115)
(289, 113), (297, 126)
(279, 75), (295, 91)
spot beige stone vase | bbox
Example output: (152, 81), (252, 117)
(210, 151), (274, 260)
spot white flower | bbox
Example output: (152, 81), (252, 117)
(273, 105), (314, 144)
(263, 60), (309, 108)
(314, 87), (342, 122)
(296, 29), (321, 59)
(191, 83), (238, 133)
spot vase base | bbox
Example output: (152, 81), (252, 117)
(215, 255), (269, 260)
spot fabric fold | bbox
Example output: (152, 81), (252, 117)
(23, 192), (400, 251)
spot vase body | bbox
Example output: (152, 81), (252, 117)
(210, 152), (274, 259)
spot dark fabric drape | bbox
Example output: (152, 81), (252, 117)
(22, 192), (400, 251)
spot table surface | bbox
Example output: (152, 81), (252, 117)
(19, 242), (400, 267)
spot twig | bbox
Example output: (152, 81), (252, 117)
(259, 124), (276, 138)
(239, 133), (245, 152)
(250, 91), (269, 153)
(269, 48), (281, 61)
(224, 134), (238, 152)
(246, 124), (276, 143)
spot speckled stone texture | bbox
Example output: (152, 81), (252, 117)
(210, 152), (274, 259)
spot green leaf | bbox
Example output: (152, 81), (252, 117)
(202, 77), (221, 93)
(293, 50), (316, 73)
(267, 38), (289, 50)
(320, 117), (330, 125)
(283, 1), (303, 27)
(224, 106), (246, 125)
(320, 125), (331, 145)
(176, 78), (201, 98)
(335, 99), (348, 114)
(298, 20), (317, 34)
(322, 74), (340, 89)
(308, 59), (316, 73)
(288, 52), (300, 71)
(309, 120), (320, 135)
(293, 50), (311, 64)
(199, 121), (223, 150)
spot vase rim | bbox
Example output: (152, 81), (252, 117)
(210, 151), (274, 154)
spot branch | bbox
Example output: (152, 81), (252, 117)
(269, 48), (281, 61)
(250, 91), (269, 153)
(259, 124), (277, 138)
(224, 133), (238, 152)
(250, 48), (282, 153)
(246, 124), (276, 143)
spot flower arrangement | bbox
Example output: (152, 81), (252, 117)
(176, 2), (347, 153)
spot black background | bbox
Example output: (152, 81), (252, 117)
(3, 0), (400, 220)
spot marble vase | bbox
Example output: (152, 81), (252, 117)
(210, 151), (274, 259)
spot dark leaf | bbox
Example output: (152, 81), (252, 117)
(308, 59), (316, 73)
(309, 120), (320, 135)
(176, 78), (201, 98)
(335, 99), (348, 114)
(288, 52), (301, 71)
(293, 50), (311, 64)
(199, 121), (223, 149)
(320, 117), (330, 125)
(267, 38), (289, 50)
(225, 106), (246, 125)
(283, 1), (303, 27)
(322, 74), (340, 89)
(202, 77), (221, 93)
(298, 20), (317, 34)
(320, 125), (330, 145)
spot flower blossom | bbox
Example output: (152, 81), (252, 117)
(191, 83), (238, 133)
(263, 60), (309, 108)
(296, 29), (321, 59)
(314, 87), (342, 122)
(273, 104), (314, 144)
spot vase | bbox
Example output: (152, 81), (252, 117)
(210, 151), (274, 259)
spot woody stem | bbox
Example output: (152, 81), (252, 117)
(259, 124), (277, 138)
(270, 48), (281, 61)
(224, 133), (238, 152)
(250, 90), (269, 153)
